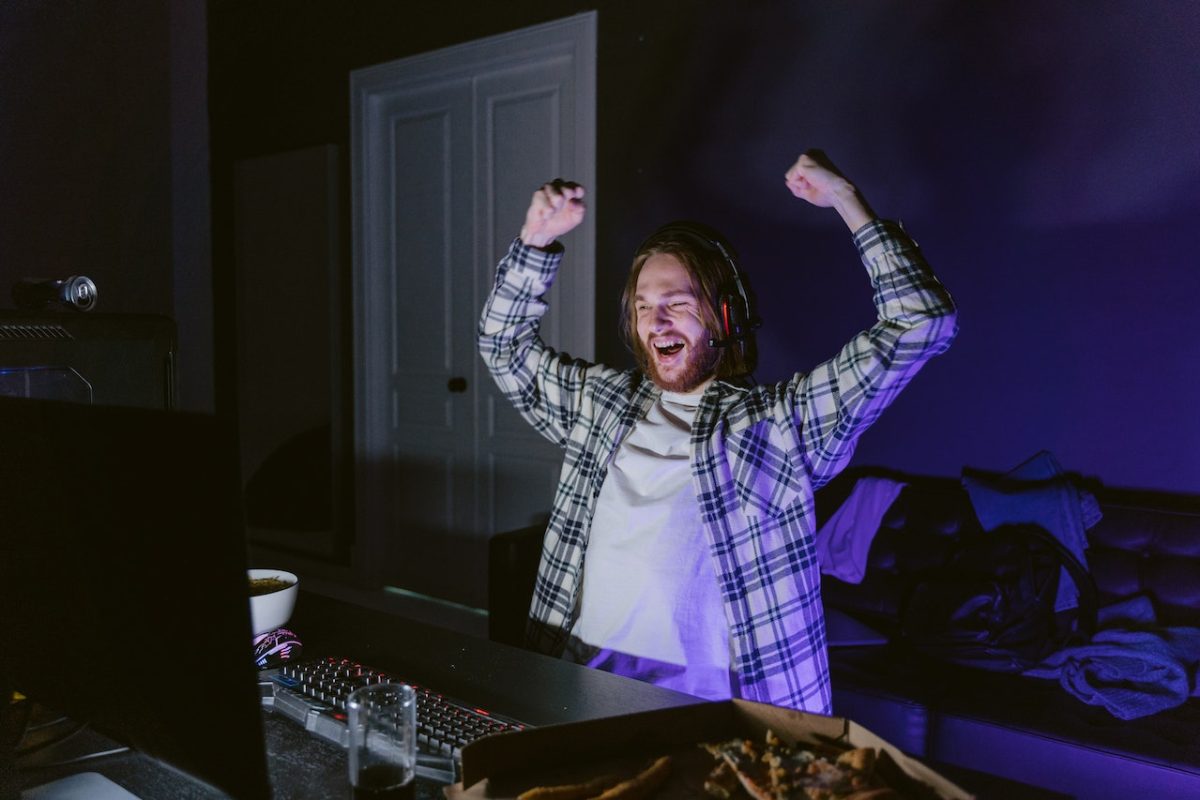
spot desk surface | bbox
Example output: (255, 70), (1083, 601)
(290, 592), (705, 726)
(14, 591), (1066, 799)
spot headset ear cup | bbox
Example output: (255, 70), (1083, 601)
(720, 290), (747, 338)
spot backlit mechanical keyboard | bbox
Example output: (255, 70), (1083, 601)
(260, 656), (526, 782)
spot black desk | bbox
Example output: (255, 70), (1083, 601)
(14, 592), (1065, 799)
(289, 593), (705, 726)
(12, 592), (700, 800)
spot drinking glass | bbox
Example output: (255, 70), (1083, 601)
(347, 683), (416, 800)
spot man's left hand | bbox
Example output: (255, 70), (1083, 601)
(784, 150), (876, 231)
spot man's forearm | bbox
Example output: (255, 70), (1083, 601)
(478, 238), (560, 359)
(478, 237), (596, 448)
(829, 180), (876, 233)
(854, 220), (957, 338)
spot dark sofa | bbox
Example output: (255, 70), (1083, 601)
(487, 470), (1200, 799)
(816, 468), (1200, 799)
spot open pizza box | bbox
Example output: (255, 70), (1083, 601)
(447, 699), (974, 799)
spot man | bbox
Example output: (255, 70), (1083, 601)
(478, 151), (957, 712)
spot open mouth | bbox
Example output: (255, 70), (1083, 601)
(652, 338), (685, 358)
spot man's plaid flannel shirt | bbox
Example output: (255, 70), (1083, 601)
(478, 219), (957, 712)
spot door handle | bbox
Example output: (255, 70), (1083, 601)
(447, 377), (468, 393)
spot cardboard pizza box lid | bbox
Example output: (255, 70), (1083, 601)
(449, 699), (973, 799)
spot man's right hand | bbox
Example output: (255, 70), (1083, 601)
(519, 179), (586, 248)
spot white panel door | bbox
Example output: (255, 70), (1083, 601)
(474, 50), (593, 545)
(352, 13), (596, 609)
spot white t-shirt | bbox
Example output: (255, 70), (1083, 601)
(571, 390), (733, 700)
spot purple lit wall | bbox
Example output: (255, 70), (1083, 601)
(590, 2), (1200, 494)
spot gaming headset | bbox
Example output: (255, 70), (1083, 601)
(637, 220), (762, 350)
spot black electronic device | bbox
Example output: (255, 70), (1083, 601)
(0, 397), (271, 799)
(11, 276), (98, 313)
(0, 311), (175, 409)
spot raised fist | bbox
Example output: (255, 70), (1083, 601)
(520, 179), (586, 248)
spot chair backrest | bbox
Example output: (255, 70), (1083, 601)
(487, 523), (545, 647)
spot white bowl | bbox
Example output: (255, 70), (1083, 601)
(248, 569), (298, 636)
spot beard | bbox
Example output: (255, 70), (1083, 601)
(642, 336), (721, 393)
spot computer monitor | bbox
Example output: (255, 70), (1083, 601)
(0, 397), (271, 799)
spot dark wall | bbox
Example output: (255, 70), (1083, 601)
(0, 1), (171, 316)
(209, 0), (1200, 494)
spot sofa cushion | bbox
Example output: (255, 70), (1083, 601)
(1087, 501), (1200, 627)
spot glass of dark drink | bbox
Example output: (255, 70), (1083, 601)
(347, 683), (416, 800)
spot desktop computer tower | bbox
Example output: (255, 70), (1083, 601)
(0, 310), (176, 409)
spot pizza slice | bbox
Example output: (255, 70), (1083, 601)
(702, 731), (900, 800)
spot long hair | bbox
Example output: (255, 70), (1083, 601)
(618, 223), (757, 380)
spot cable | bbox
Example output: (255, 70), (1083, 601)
(15, 721), (88, 758)
(18, 745), (130, 772)
(22, 714), (68, 734)
(9, 698), (133, 774)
